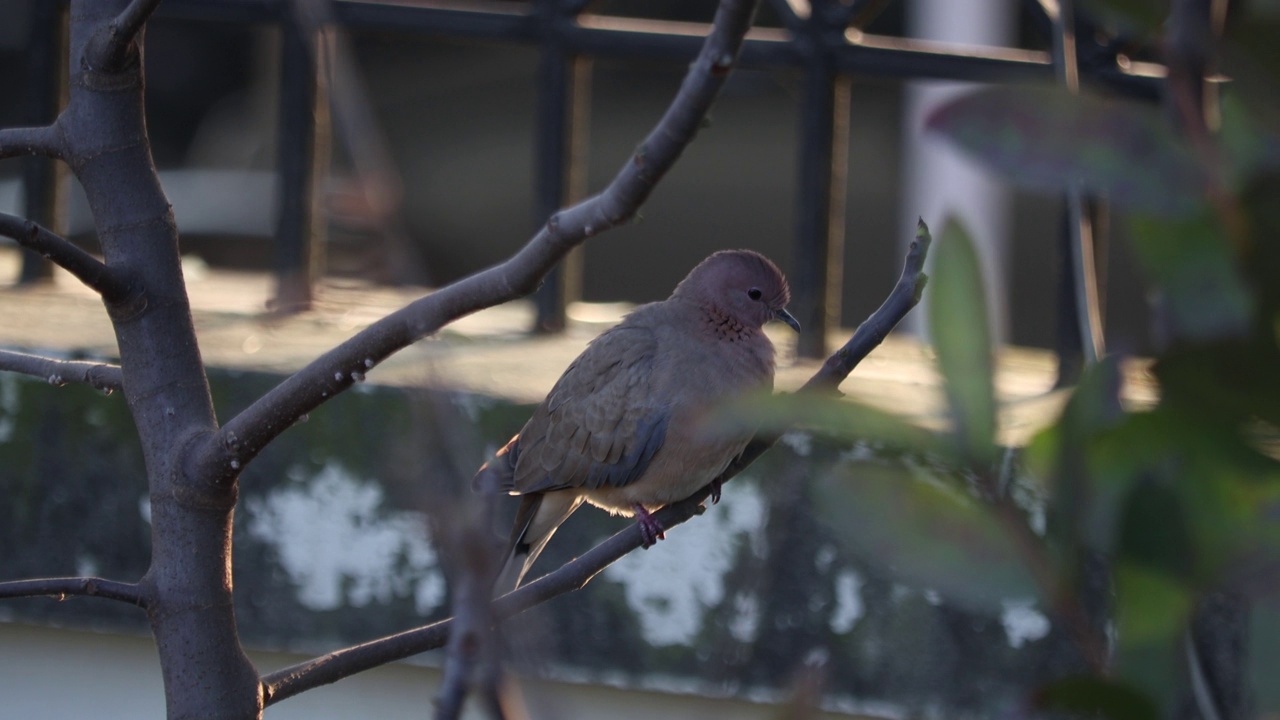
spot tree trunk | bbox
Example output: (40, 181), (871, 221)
(64, 1), (260, 716)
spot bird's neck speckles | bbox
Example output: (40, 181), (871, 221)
(702, 305), (754, 344)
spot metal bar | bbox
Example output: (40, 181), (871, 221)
(793, 58), (849, 359)
(156, 0), (282, 24)
(334, 0), (535, 39)
(18, 1), (68, 284)
(273, 12), (324, 311)
(160, 0), (1166, 90)
(530, 0), (589, 333)
(1066, 192), (1104, 365)
(1051, 0), (1106, 370)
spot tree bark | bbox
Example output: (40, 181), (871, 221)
(64, 1), (260, 716)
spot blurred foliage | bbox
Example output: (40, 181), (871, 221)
(731, 4), (1280, 717)
(930, 220), (998, 465)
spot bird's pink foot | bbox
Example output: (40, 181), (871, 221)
(633, 504), (666, 547)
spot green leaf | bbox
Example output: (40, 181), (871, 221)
(1035, 674), (1160, 720)
(1117, 479), (1196, 579)
(927, 86), (1207, 216)
(1128, 211), (1252, 342)
(816, 459), (1040, 612)
(1116, 564), (1194, 644)
(1114, 562), (1194, 703)
(713, 390), (947, 457)
(1028, 357), (1126, 553)
(929, 218), (997, 464)
(1220, 93), (1280, 185)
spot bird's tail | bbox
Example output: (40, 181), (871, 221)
(493, 492), (584, 596)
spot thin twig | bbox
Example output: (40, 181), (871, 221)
(0, 125), (63, 161)
(191, 0), (762, 488)
(0, 576), (148, 607)
(803, 218), (932, 395)
(435, 526), (504, 720)
(406, 390), (509, 720)
(0, 213), (133, 302)
(85, 0), (166, 73)
(259, 217), (932, 708)
(0, 349), (123, 394)
(113, 0), (165, 45)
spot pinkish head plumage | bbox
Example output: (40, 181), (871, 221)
(672, 249), (799, 332)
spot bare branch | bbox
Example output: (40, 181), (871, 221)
(0, 349), (123, 393)
(259, 218), (932, 707)
(262, 621), (450, 706)
(0, 213), (134, 302)
(0, 124), (63, 161)
(0, 576), (148, 607)
(85, 0), (165, 73)
(802, 218), (932, 395)
(435, 527), (504, 720)
(191, 0), (762, 487)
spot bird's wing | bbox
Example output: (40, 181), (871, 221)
(512, 323), (668, 494)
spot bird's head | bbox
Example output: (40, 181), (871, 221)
(673, 249), (800, 332)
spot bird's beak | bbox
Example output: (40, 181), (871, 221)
(774, 307), (801, 333)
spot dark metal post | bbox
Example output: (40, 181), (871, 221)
(19, 0), (68, 284)
(274, 12), (326, 312)
(1051, 0), (1106, 380)
(793, 44), (849, 358)
(531, 0), (590, 334)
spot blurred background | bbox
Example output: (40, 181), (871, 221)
(0, 0), (1158, 355)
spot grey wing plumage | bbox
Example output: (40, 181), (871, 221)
(512, 323), (669, 494)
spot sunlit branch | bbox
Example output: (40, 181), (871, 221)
(192, 0), (762, 488)
(0, 576), (148, 607)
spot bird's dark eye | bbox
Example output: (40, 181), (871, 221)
(747, 288), (763, 301)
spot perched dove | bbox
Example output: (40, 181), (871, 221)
(475, 250), (798, 591)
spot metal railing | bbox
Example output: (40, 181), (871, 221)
(15, 0), (1165, 360)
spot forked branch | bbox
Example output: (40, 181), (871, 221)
(260, 220), (933, 707)
(85, 0), (166, 72)
(191, 0), (762, 487)
(0, 576), (148, 607)
(0, 350), (123, 393)
(0, 213), (133, 302)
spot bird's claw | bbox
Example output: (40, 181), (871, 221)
(709, 478), (722, 505)
(633, 504), (666, 548)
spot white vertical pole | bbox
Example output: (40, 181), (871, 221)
(900, 0), (1015, 343)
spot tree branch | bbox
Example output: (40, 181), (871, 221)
(802, 218), (932, 395)
(0, 576), (148, 607)
(259, 219), (933, 707)
(0, 349), (123, 393)
(190, 0), (762, 488)
(0, 124), (63, 161)
(0, 213), (134, 302)
(435, 526), (505, 720)
(85, 0), (165, 73)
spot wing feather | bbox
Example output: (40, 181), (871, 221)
(512, 323), (668, 494)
